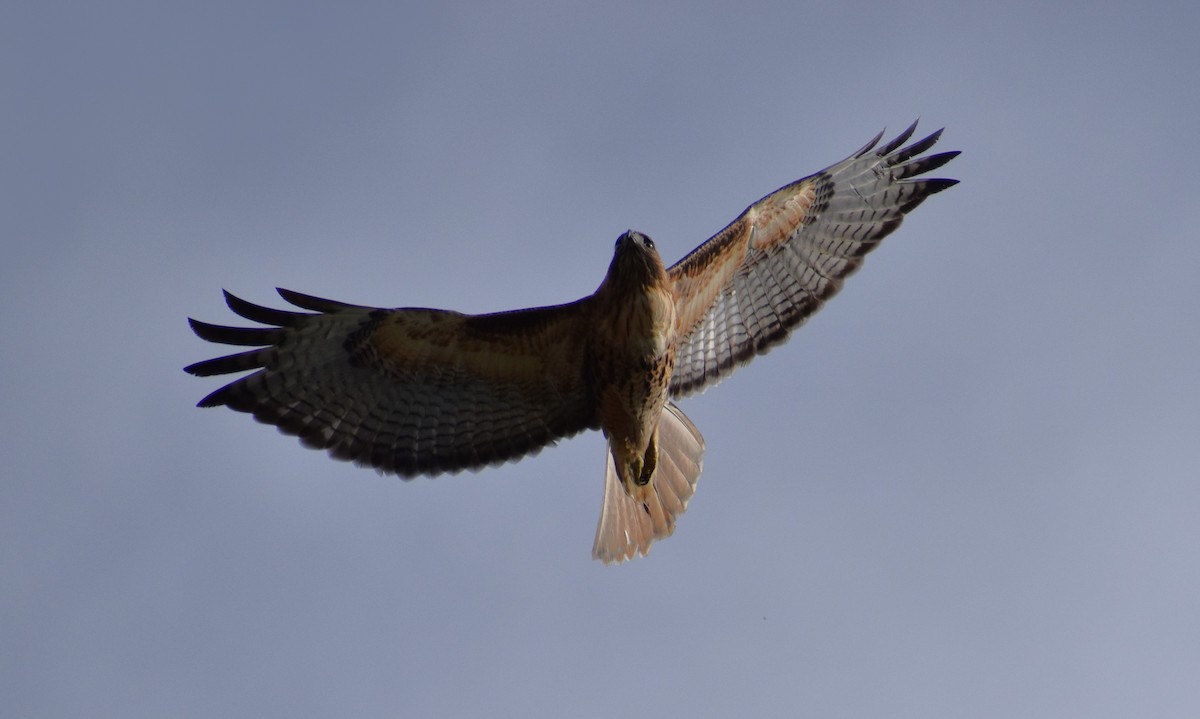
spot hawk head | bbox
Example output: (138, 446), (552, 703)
(605, 230), (667, 289)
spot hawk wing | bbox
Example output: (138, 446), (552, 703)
(185, 288), (598, 476)
(668, 122), (959, 397)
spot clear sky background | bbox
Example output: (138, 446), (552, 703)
(4, 2), (1198, 717)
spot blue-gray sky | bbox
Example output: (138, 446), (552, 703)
(5, 2), (1199, 716)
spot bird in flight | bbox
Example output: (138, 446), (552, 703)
(186, 121), (959, 563)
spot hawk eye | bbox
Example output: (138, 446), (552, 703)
(643, 237), (655, 250)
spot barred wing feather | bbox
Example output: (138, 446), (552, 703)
(668, 122), (959, 397)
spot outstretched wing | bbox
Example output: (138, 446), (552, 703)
(185, 288), (598, 476)
(667, 121), (959, 397)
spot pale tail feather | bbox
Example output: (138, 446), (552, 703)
(592, 402), (705, 564)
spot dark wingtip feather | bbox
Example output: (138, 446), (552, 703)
(879, 119), (921, 156)
(276, 287), (363, 313)
(894, 150), (961, 181)
(187, 317), (210, 338)
(188, 317), (285, 347)
(924, 149), (961, 171)
(183, 347), (273, 377)
(223, 290), (308, 327)
(854, 128), (888, 158)
(922, 178), (960, 194)
(890, 128), (944, 163)
(896, 178), (960, 213)
(183, 356), (217, 377)
(195, 384), (236, 408)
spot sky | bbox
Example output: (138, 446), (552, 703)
(4, 1), (1199, 717)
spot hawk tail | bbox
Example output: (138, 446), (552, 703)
(592, 402), (705, 564)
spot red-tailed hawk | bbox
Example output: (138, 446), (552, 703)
(186, 122), (958, 563)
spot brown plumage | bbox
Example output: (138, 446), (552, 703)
(186, 121), (959, 563)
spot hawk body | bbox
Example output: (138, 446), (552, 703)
(187, 122), (959, 563)
(588, 232), (677, 488)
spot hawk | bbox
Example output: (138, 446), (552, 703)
(186, 122), (959, 563)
